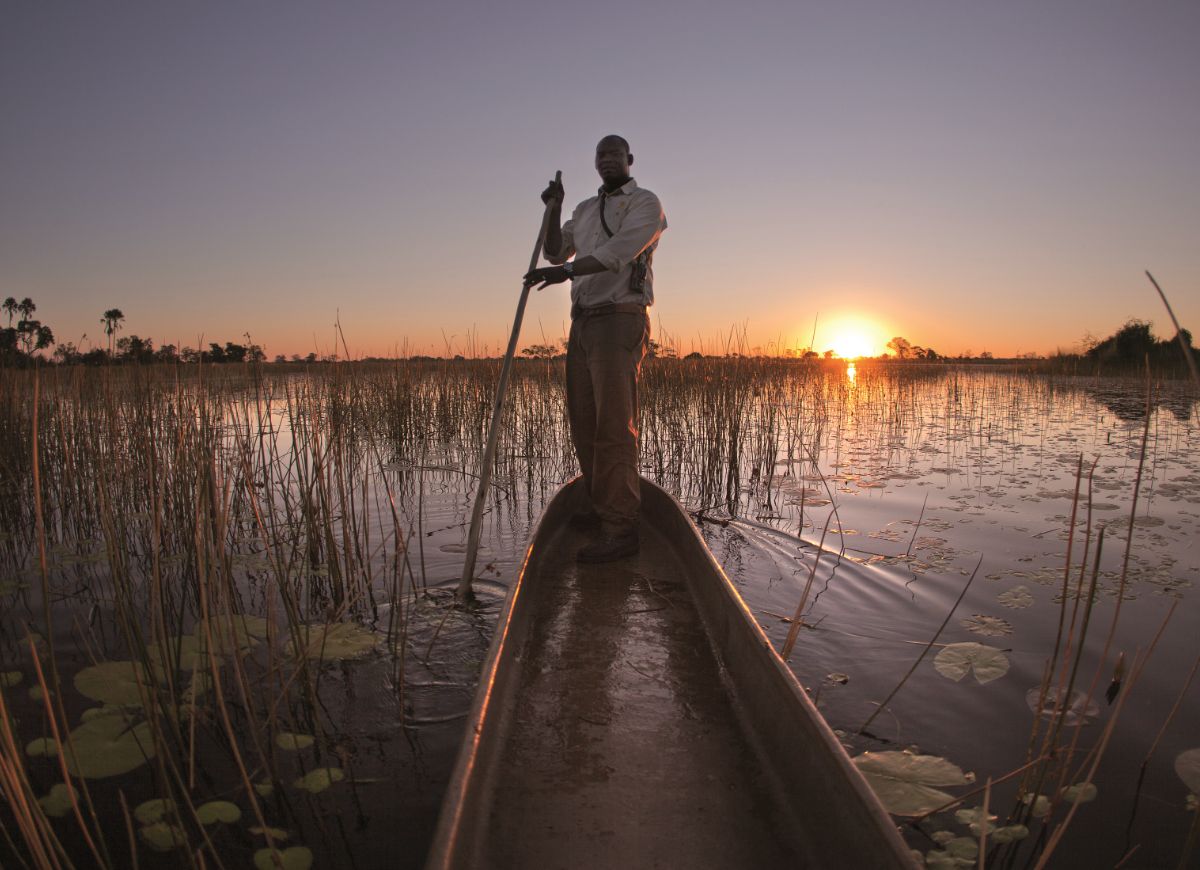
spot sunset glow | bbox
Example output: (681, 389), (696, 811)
(816, 316), (889, 359)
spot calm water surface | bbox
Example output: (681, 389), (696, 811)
(1, 365), (1196, 869)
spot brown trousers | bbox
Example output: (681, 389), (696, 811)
(566, 309), (649, 536)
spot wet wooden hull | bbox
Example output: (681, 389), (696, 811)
(426, 477), (915, 869)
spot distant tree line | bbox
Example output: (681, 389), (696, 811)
(0, 299), (271, 367)
(1083, 319), (1193, 367)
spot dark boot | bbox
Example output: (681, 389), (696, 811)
(576, 530), (639, 563)
(568, 510), (602, 531)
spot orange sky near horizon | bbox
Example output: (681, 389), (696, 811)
(3, 3), (1197, 362)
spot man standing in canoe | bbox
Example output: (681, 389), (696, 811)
(524, 134), (667, 563)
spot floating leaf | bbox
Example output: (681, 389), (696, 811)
(1175, 748), (1200, 794)
(852, 751), (971, 816)
(293, 767), (345, 794)
(1, 671), (21, 688)
(74, 661), (151, 706)
(81, 704), (137, 722)
(289, 623), (377, 661)
(955, 806), (996, 835)
(139, 822), (187, 852)
(25, 737), (58, 758)
(926, 837), (978, 868)
(254, 781), (275, 797)
(254, 846), (313, 870)
(1061, 782), (1097, 804)
(64, 715), (155, 779)
(997, 586), (1034, 609)
(276, 732), (315, 751)
(196, 801), (241, 825)
(146, 635), (204, 671)
(1026, 687), (1100, 726)
(1021, 793), (1051, 819)
(250, 826), (289, 840)
(934, 643), (1010, 684)
(931, 830), (956, 845)
(198, 620), (260, 656)
(960, 614), (1012, 637)
(234, 615), (272, 639)
(38, 783), (76, 818)
(28, 685), (44, 701)
(134, 798), (174, 825)
(991, 824), (1030, 843)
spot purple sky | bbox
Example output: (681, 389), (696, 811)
(3, 1), (1198, 357)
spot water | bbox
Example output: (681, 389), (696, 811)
(0, 363), (1196, 868)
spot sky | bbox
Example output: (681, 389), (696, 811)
(2, 1), (1198, 359)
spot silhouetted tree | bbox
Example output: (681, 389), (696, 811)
(887, 337), (913, 359)
(101, 309), (125, 355)
(223, 342), (248, 363)
(155, 344), (179, 364)
(117, 335), (154, 364)
(53, 342), (81, 365)
(521, 343), (559, 359)
(206, 343), (227, 363)
(2, 297), (17, 327)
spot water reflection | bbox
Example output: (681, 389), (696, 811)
(846, 361), (857, 383)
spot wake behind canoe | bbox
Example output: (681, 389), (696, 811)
(427, 478), (915, 869)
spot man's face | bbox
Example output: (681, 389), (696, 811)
(595, 138), (632, 184)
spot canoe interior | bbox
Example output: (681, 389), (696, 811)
(427, 478), (915, 869)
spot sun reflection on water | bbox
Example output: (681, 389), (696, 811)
(846, 362), (857, 383)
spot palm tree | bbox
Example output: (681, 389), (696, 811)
(17, 298), (35, 321)
(2, 298), (16, 327)
(101, 308), (125, 356)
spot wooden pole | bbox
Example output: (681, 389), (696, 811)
(457, 172), (561, 602)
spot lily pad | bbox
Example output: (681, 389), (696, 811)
(852, 751), (972, 816)
(233, 615), (272, 639)
(196, 800), (241, 825)
(1021, 792), (1051, 819)
(992, 824), (1030, 843)
(960, 614), (1013, 637)
(1026, 687), (1100, 726)
(134, 798), (174, 825)
(81, 704), (138, 722)
(293, 767), (345, 794)
(1062, 782), (1098, 804)
(997, 586), (1034, 608)
(1, 671), (21, 688)
(64, 715), (155, 778)
(38, 783), (76, 818)
(926, 837), (978, 868)
(254, 846), (313, 870)
(254, 781), (275, 797)
(250, 826), (290, 840)
(74, 661), (151, 706)
(276, 732), (314, 751)
(934, 643), (1010, 684)
(289, 623), (377, 661)
(25, 737), (58, 758)
(146, 636), (205, 671)
(139, 822), (187, 852)
(955, 805), (996, 835)
(198, 620), (260, 656)
(1175, 748), (1200, 794)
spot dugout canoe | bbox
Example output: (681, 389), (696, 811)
(426, 477), (916, 869)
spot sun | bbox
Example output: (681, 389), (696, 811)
(828, 330), (875, 359)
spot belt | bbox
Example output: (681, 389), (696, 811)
(570, 302), (647, 320)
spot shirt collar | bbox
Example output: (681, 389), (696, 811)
(597, 178), (638, 197)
